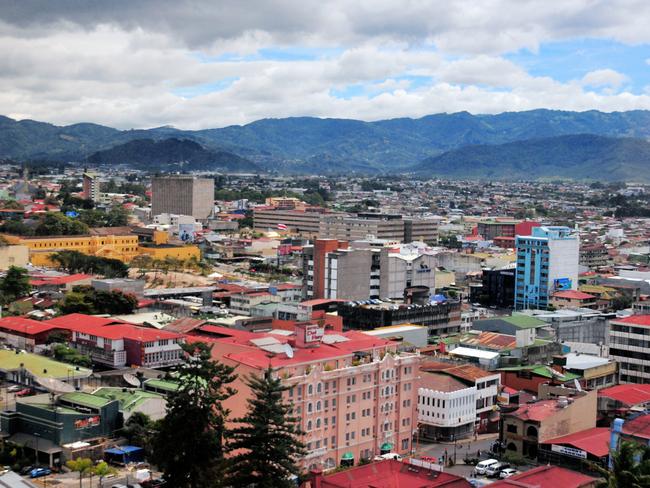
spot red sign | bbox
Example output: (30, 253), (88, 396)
(75, 416), (100, 430)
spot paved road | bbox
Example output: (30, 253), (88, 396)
(415, 434), (499, 465)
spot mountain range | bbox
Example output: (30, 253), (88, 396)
(2, 110), (650, 180)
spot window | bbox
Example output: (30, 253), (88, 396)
(308, 384), (313, 395)
(507, 424), (517, 434)
(308, 403), (313, 413)
(401, 439), (409, 450)
(307, 420), (312, 430)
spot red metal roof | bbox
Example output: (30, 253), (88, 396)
(542, 427), (610, 457)
(318, 459), (471, 488)
(46, 313), (128, 329)
(622, 414), (650, 440)
(0, 317), (60, 335)
(490, 465), (596, 488)
(598, 384), (650, 406)
(507, 399), (564, 422)
(610, 315), (650, 327)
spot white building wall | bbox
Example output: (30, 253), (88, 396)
(417, 386), (477, 427)
(548, 238), (580, 291)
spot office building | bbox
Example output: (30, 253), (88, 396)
(514, 226), (579, 310)
(152, 176), (214, 219)
(303, 240), (436, 301)
(254, 208), (324, 236)
(476, 218), (541, 243)
(608, 314), (650, 384)
(82, 171), (101, 203)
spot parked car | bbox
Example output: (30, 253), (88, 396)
(474, 459), (499, 476)
(16, 388), (34, 397)
(19, 465), (35, 475)
(7, 385), (23, 393)
(30, 467), (51, 478)
(486, 462), (510, 478)
(500, 468), (518, 479)
(141, 480), (166, 487)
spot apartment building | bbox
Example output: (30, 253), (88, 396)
(189, 323), (421, 471)
(82, 171), (101, 203)
(515, 226), (579, 310)
(319, 214), (405, 241)
(608, 314), (650, 384)
(152, 176), (214, 219)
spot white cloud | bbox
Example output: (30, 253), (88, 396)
(0, 2), (649, 128)
(581, 69), (628, 89)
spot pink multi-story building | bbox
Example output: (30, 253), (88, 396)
(189, 323), (421, 470)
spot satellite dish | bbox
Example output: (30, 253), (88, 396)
(284, 343), (294, 359)
(123, 373), (141, 388)
(35, 377), (76, 394)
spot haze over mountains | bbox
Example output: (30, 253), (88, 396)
(2, 110), (650, 180)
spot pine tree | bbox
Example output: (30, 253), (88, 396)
(226, 367), (306, 488)
(151, 342), (236, 488)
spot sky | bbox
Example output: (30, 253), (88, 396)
(1, 0), (650, 129)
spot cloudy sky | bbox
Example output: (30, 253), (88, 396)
(2, 0), (650, 129)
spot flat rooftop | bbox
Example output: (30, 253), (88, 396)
(0, 349), (92, 380)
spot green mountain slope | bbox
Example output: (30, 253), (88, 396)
(414, 134), (650, 181)
(87, 138), (259, 172)
(2, 110), (650, 175)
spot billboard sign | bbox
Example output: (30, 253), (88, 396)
(179, 224), (195, 243)
(304, 324), (324, 343)
(551, 444), (587, 459)
(554, 278), (573, 291)
(75, 416), (101, 430)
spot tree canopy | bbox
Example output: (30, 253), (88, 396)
(0, 266), (31, 305)
(58, 285), (137, 315)
(50, 250), (129, 278)
(151, 342), (236, 488)
(226, 367), (305, 488)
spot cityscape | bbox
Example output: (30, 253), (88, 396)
(1, 2), (650, 488)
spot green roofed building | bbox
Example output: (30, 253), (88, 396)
(0, 391), (120, 468)
(93, 387), (167, 420)
(0, 349), (92, 388)
(143, 378), (180, 395)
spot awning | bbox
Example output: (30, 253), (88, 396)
(341, 452), (354, 460)
(380, 443), (393, 451)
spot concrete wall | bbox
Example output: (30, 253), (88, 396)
(0, 245), (29, 270)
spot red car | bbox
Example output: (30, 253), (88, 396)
(15, 388), (34, 397)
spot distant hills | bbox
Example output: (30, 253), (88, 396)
(2, 109), (650, 179)
(413, 134), (650, 181)
(87, 138), (259, 172)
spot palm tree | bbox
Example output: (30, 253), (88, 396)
(591, 441), (650, 488)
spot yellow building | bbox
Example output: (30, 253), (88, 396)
(2, 232), (200, 266)
(137, 244), (201, 261)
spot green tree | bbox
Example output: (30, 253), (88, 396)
(58, 286), (137, 315)
(226, 367), (306, 488)
(66, 457), (93, 488)
(34, 212), (89, 236)
(591, 441), (650, 488)
(0, 266), (31, 304)
(123, 412), (155, 453)
(92, 460), (116, 488)
(151, 342), (236, 488)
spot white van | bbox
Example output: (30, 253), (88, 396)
(474, 459), (499, 475)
